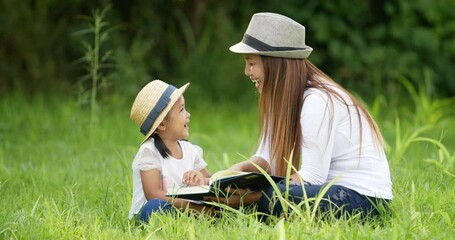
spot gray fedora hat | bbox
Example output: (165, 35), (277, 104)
(229, 12), (313, 59)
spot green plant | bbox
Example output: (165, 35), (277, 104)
(386, 74), (455, 177)
(418, 137), (455, 178)
(73, 5), (116, 122)
(398, 73), (455, 126)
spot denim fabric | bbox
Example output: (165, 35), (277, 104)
(139, 198), (174, 222)
(257, 181), (389, 218)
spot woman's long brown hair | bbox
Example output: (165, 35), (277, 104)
(259, 56), (384, 177)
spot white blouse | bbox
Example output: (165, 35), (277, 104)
(128, 139), (208, 218)
(254, 87), (393, 200)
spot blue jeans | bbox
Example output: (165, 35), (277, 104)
(139, 198), (174, 222)
(257, 181), (389, 218)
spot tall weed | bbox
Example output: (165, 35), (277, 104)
(73, 5), (117, 122)
(382, 75), (454, 174)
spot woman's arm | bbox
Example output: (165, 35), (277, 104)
(298, 90), (336, 184)
(203, 188), (263, 208)
(229, 156), (271, 173)
(202, 156), (270, 208)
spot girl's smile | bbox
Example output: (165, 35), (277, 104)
(158, 96), (191, 141)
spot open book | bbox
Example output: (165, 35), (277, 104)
(166, 170), (284, 201)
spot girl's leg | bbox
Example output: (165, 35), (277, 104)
(139, 198), (174, 222)
(257, 182), (388, 217)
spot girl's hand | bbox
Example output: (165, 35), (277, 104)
(182, 170), (207, 186)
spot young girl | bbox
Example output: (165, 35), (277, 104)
(217, 12), (392, 218)
(128, 80), (212, 222)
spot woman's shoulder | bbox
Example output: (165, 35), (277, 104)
(305, 84), (352, 105)
(304, 87), (331, 104)
(305, 87), (326, 97)
(303, 86), (353, 120)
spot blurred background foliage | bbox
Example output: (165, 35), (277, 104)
(1, 0), (454, 105)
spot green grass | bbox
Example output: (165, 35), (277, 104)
(0, 90), (454, 239)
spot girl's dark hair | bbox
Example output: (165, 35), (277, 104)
(152, 133), (170, 158)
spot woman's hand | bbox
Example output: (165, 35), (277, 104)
(182, 170), (208, 186)
(290, 172), (304, 184)
(203, 187), (263, 208)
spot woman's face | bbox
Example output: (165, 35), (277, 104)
(244, 54), (264, 93)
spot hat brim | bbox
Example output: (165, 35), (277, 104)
(142, 82), (190, 143)
(229, 42), (313, 59)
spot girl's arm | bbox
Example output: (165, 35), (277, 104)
(182, 168), (211, 186)
(140, 169), (167, 200)
(199, 167), (211, 185)
(199, 167), (211, 177)
(140, 169), (216, 214)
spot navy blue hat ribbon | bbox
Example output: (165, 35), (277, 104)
(140, 85), (176, 135)
(242, 34), (307, 51)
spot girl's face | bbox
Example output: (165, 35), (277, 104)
(159, 96), (191, 140)
(244, 54), (264, 93)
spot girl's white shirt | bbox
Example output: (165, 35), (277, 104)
(254, 87), (393, 200)
(128, 138), (207, 219)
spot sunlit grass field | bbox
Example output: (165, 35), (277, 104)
(1, 87), (454, 239)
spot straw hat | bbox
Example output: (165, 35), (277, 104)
(130, 80), (190, 142)
(229, 12), (313, 59)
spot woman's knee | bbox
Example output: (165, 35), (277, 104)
(257, 182), (300, 215)
(257, 183), (349, 216)
(257, 184), (279, 215)
(257, 184), (388, 218)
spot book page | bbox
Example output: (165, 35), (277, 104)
(209, 170), (249, 185)
(166, 185), (210, 195)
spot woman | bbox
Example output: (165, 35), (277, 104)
(225, 12), (393, 217)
